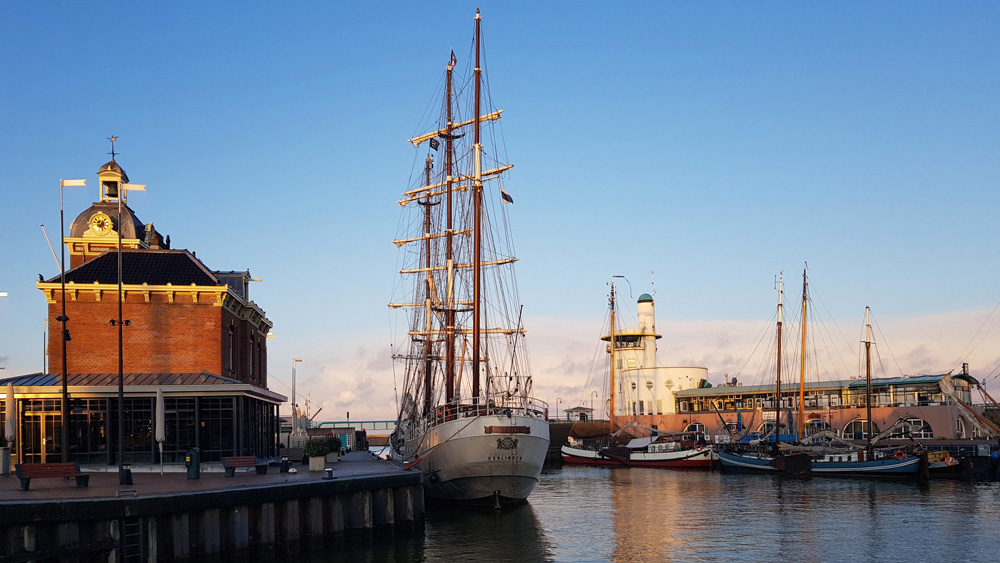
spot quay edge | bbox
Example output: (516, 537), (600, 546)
(0, 471), (424, 562)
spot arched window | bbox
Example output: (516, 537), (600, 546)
(684, 422), (706, 433)
(805, 420), (832, 434)
(956, 417), (966, 439)
(843, 419), (880, 440)
(888, 417), (933, 439)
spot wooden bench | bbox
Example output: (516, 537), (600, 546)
(222, 456), (268, 477)
(15, 462), (90, 491)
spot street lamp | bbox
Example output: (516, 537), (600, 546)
(58, 178), (86, 463)
(591, 391), (598, 421)
(115, 181), (145, 485)
(291, 358), (302, 436)
(556, 398), (562, 422)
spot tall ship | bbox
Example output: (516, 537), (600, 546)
(388, 10), (550, 505)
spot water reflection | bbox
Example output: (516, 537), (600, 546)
(283, 469), (1000, 562)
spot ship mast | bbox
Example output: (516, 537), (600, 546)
(798, 266), (807, 439)
(471, 8), (483, 405)
(775, 271), (784, 444)
(444, 46), (457, 407)
(421, 154), (436, 416)
(864, 306), (874, 459)
(609, 282), (617, 433)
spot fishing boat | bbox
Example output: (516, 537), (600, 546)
(717, 271), (811, 476)
(560, 280), (715, 469)
(719, 270), (922, 478)
(388, 10), (549, 506)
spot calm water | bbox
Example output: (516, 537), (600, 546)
(295, 466), (1000, 562)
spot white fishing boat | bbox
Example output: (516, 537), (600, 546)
(388, 10), (549, 506)
(560, 280), (715, 469)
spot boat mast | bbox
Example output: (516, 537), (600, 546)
(864, 306), (873, 459)
(421, 154), (435, 416)
(609, 281), (617, 433)
(444, 47), (457, 407)
(798, 266), (807, 439)
(471, 9), (483, 405)
(775, 271), (783, 444)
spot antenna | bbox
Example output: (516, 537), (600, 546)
(612, 275), (633, 299)
(40, 225), (61, 271)
(108, 135), (118, 160)
(651, 270), (655, 297)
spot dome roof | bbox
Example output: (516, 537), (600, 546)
(638, 293), (653, 303)
(69, 202), (145, 239)
(97, 159), (129, 183)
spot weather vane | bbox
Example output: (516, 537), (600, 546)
(108, 135), (118, 160)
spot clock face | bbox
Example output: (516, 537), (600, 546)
(89, 212), (113, 235)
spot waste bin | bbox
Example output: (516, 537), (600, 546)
(280, 455), (290, 473)
(185, 447), (201, 479)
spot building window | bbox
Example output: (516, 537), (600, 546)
(843, 419), (880, 440)
(888, 417), (933, 439)
(229, 325), (236, 375)
(684, 423), (706, 439)
(249, 335), (255, 380)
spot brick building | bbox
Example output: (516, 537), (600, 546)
(1, 156), (284, 464)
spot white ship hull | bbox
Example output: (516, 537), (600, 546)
(400, 413), (550, 504)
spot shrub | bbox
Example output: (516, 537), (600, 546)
(304, 437), (331, 458)
(327, 435), (343, 453)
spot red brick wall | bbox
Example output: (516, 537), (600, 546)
(220, 308), (269, 387)
(48, 292), (223, 376)
(47, 289), (269, 386)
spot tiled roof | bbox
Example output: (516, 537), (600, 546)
(0, 372), (243, 387)
(48, 249), (219, 286)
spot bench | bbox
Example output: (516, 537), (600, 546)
(222, 456), (268, 477)
(15, 462), (90, 491)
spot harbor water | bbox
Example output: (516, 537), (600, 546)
(288, 465), (1000, 562)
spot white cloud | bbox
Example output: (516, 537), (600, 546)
(290, 308), (1000, 424)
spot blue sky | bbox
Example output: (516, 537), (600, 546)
(1, 2), (998, 419)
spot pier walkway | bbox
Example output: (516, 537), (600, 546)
(0, 452), (423, 562)
(0, 451), (405, 501)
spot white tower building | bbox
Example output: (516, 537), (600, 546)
(604, 293), (708, 417)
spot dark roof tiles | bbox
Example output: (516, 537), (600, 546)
(49, 249), (219, 286)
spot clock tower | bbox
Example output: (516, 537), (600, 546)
(65, 158), (168, 268)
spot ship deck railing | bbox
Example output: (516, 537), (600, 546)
(423, 397), (548, 426)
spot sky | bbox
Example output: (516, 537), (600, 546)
(1, 2), (998, 422)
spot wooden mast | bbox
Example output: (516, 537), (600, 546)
(775, 271), (784, 444)
(421, 154), (435, 416)
(609, 282), (617, 433)
(864, 306), (874, 459)
(471, 8), (483, 405)
(444, 45), (457, 408)
(798, 266), (807, 439)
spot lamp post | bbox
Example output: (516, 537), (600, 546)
(591, 391), (598, 421)
(556, 398), (561, 422)
(291, 358), (302, 436)
(58, 179), (86, 463)
(115, 182), (144, 485)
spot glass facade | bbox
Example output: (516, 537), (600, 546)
(11, 393), (278, 465)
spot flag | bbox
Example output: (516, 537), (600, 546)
(500, 185), (514, 204)
(429, 138), (440, 151)
(449, 49), (457, 68)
